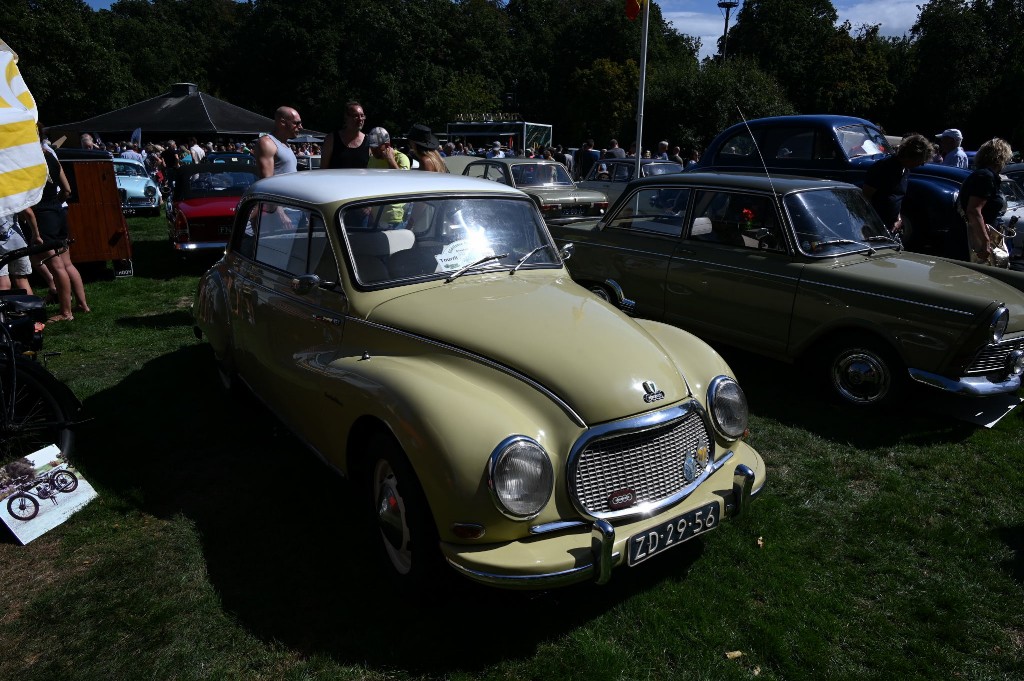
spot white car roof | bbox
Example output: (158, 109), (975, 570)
(247, 169), (526, 205)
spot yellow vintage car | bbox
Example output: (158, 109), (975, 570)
(193, 169), (766, 588)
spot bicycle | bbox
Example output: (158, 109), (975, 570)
(0, 240), (81, 463)
(5, 468), (79, 521)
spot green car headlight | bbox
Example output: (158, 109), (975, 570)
(707, 376), (749, 441)
(488, 436), (554, 519)
(990, 306), (1009, 343)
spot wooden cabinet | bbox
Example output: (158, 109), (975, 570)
(55, 149), (134, 276)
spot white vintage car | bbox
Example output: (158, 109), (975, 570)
(193, 169), (766, 588)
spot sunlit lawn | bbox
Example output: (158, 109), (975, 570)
(0, 216), (1021, 680)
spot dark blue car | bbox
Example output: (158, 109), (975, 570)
(693, 115), (972, 259)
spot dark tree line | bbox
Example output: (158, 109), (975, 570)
(3, 0), (1021, 151)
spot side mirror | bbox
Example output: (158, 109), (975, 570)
(691, 217), (713, 236)
(291, 273), (321, 295)
(559, 242), (574, 261)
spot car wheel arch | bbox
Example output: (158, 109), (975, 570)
(807, 327), (908, 406)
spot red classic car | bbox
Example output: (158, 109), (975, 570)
(166, 162), (258, 251)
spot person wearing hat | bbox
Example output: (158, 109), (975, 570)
(406, 124), (447, 173)
(937, 128), (968, 168)
(366, 127), (410, 170)
(486, 140), (505, 159)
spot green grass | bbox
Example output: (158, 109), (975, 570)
(1, 216), (1022, 680)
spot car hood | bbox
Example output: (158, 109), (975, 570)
(116, 176), (154, 192)
(365, 275), (690, 424)
(817, 251), (1024, 329)
(177, 195), (242, 218)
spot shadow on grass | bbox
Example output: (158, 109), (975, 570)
(126, 236), (221, 281)
(74, 344), (706, 674)
(114, 310), (194, 330)
(998, 525), (1024, 584)
(713, 344), (980, 448)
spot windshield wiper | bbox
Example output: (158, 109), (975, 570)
(812, 238), (875, 255)
(509, 244), (554, 274)
(445, 253), (509, 283)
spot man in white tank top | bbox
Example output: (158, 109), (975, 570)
(256, 106), (301, 178)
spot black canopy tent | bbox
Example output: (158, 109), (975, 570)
(47, 83), (277, 145)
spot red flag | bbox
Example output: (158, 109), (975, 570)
(626, 0), (643, 21)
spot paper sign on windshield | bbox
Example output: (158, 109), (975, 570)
(434, 239), (496, 272)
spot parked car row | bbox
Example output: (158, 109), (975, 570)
(186, 117), (1023, 590)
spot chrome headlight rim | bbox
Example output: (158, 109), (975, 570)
(707, 375), (749, 442)
(991, 306), (1009, 344)
(487, 435), (554, 521)
(145, 185), (157, 198)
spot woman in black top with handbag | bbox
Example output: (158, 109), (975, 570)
(960, 138), (1013, 265)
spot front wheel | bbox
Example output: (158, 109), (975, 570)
(51, 469), (78, 493)
(364, 435), (440, 584)
(7, 493), (39, 521)
(0, 359), (76, 461)
(822, 335), (905, 407)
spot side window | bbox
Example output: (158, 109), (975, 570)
(254, 202), (317, 275)
(464, 163), (488, 180)
(488, 165), (510, 185)
(234, 202), (260, 258)
(309, 213), (339, 283)
(612, 164), (633, 182)
(717, 131), (757, 163)
(688, 191), (784, 251)
(605, 188), (686, 237)
(765, 128), (814, 160)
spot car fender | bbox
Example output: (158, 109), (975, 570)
(319, 346), (588, 543)
(193, 266), (233, 360)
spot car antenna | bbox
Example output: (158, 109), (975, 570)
(737, 106), (778, 198)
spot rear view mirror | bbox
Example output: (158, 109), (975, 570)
(691, 217), (713, 236)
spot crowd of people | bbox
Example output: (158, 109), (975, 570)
(3, 108), (1018, 316)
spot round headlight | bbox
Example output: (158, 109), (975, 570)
(707, 376), (749, 441)
(991, 307), (1009, 343)
(145, 185), (157, 198)
(488, 436), (553, 519)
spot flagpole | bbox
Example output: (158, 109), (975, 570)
(633, 0), (650, 178)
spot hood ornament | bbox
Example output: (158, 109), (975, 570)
(642, 380), (665, 403)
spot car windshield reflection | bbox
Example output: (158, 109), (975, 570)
(511, 163), (574, 188)
(786, 188), (895, 256)
(113, 161), (148, 177)
(836, 124), (892, 160)
(341, 197), (559, 285)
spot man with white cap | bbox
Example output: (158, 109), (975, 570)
(365, 127), (410, 170)
(937, 128), (968, 168)
(486, 141), (505, 159)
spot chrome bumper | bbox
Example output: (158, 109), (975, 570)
(171, 241), (228, 252)
(908, 368), (1021, 397)
(446, 463), (763, 589)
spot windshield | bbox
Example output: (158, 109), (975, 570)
(836, 124), (892, 160)
(511, 163), (573, 188)
(785, 188), (895, 256)
(341, 196), (559, 285)
(183, 170), (257, 198)
(114, 161), (148, 178)
(1001, 177), (1024, 206)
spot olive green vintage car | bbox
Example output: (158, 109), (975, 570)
(192, 170), (765, 588)
(549, 172), (1024, 407)
(461, 157), (608, 224)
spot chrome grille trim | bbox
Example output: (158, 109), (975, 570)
(966, 334), (1024, 375)
(567, 402), (717, 522)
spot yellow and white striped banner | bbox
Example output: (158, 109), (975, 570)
(0, 38), (46, 217)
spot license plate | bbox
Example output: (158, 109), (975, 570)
(219, 225), (231, 235)
(560, 206), (583, 216)
(628, 502), (719, 566)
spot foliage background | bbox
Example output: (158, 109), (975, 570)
(4, 0), (1023, 152)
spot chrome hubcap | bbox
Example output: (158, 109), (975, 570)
(833, 350), (890, 404)
(373, 460), (412, 574)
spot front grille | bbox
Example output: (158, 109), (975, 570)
(967, 334), (1024, 374)
(570, 408), (712, 517)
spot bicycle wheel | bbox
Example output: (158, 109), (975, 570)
(7, 493), (39, 521)
(0, 359), (75, 462)
(51, 469), (78, 493)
